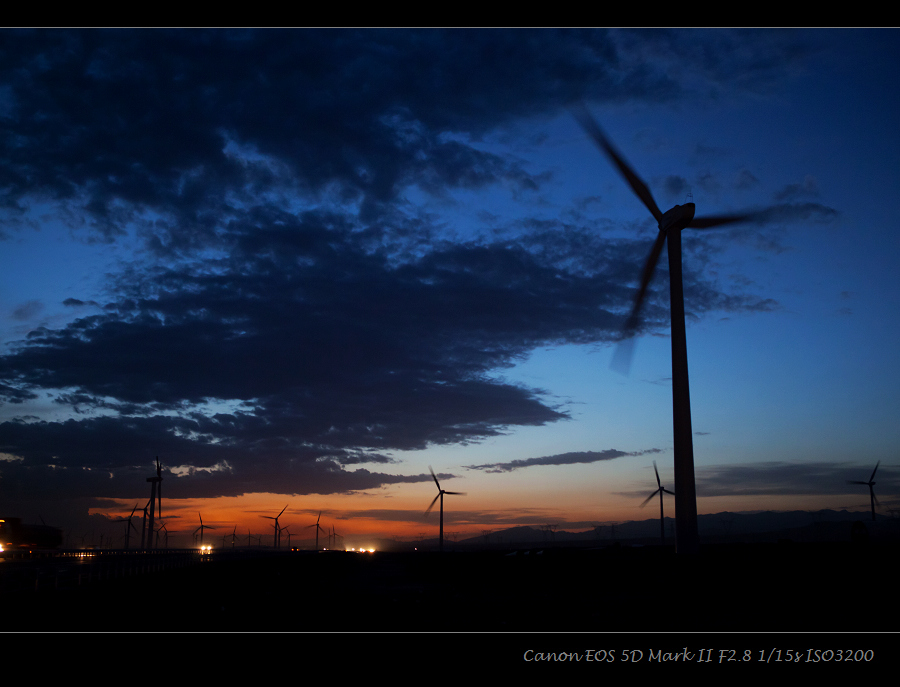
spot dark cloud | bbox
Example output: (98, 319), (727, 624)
(0, 29), (826, 511)
(774, 175), (820, 202)
(0, 29), (816, 250)
(0, 208), (785, 500)
(62, 298), (100, 308)
(11, 299), (43, 321)
(0, 29), (621, 246)
(464, 447), (664, 473)
(694, 461), (898, 498)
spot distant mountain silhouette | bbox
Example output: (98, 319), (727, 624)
(370, 509), (899, 551)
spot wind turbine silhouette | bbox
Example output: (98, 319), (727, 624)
(262, 505), (288, 548)
(140, 500), (150, 550)
(848, 461), (880, 522)
(111, 503), (139, 550)
(194, 513), (216, 545)
(425, 466), (466, 553)
(145, 457), (163, 551)
(640, 461), (675, 547)
(306, 512), (326, 551)
(573, 104), (782, 554)
(156, 521), (170, 549)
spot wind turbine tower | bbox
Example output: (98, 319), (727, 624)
(306, 512), (326, 551)
(848, 461), (881, 522)
(262, 505), (288, 549)
(425, 466), (466, 553)
(640, 461), (675, 546)
(573, 104), (782, 554)
(145, 457), (163, 551)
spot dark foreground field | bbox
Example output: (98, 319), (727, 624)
(4, 541), (897, 633)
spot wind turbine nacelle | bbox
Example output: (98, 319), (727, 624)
(658, 203), (695, 232)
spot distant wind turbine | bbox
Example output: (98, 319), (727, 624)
(425, 466), (466, 553)
(194, 513), (216, 545)
(262, 505), (288, 549)
(848, 461), (881, 522)
(640, 461), (675, 546)
(306, 512), (326, 551)
(157, 521), (170, 549)
(110, 503), (139, 550)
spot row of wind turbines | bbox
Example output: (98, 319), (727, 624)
(192, 507), (343, 550)
(108, 457), (346, 551)
(116, 452), (882, 553)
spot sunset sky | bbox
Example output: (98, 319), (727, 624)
(0, 29), (897, 549)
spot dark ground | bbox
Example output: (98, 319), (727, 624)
(3, 540), (897, 633)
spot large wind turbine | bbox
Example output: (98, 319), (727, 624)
(640, 461), (675, 547)
(425, 466), (466, 553)
(145, 457), (163, 551)
(848, 461), (880, 522)
(574, 104), (779, 555)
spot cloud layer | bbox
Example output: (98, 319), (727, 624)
(0, 30), (833, 508)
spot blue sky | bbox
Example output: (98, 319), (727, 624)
(0, 29), (897, 546)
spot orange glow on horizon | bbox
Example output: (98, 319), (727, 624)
(87, 486), (848, 548)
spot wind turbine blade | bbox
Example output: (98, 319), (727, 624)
(640, 492), (658, 508)
(429, 465), (441, 491)
(653, 461), (661, 489)
(425, 493), (441, 516)
(870, 461), (880, 482)
(572, 103), (663, 223)
(610, 337), (637, 377)
(610, 229), (667, 375)
(444, 491), (466, 496)
(278, 505), (288, 518)
(663, 488), (675, 496)
(848, 481), (868, 485)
